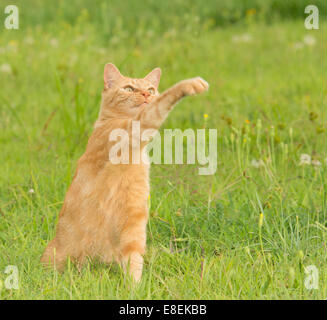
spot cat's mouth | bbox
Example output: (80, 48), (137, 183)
(133, 101), (149, 108)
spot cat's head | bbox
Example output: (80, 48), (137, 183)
(100, 63), (161, 119)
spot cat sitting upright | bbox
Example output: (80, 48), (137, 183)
(41, 63), (209, 282)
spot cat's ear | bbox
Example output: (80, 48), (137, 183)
(144, 68), (161, 88)
(104, 63), (123, 89)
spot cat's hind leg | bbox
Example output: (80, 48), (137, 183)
(41, 238), (68, 272)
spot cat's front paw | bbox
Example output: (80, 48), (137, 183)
(179, 77), (209, 96)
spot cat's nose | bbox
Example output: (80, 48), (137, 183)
(141, 91), (150, 98)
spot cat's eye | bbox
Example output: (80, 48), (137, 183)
(148, 88), (155, 95)
(124, 86), (134, 92)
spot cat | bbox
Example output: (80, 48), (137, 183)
(41, 63), (209, 282)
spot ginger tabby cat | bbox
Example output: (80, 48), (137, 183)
(41, 63), (209, 282)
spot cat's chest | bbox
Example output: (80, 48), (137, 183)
(98, 165), (150, 211)
(104, 164), (150, 192)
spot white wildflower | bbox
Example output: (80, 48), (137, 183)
(39, 52), (47, 59)
(293, 42), (304, 50)
(24, 37), (34, 45)
(232, 35), (240, 43)
(242, 34), (252, 43)
(251, 159), (264, 168)
(74, 35), (86, 44)
(50, 38), (59, 47)
(68, 54), (78, 66)
(146, 30), (154, 38)
(303, 35), (316, 46)
(28, 188), (35, 194)
(97, 47), (106, 55)
(312, 159), (321, 167)
(232, 33), (253, 43)
(0, 63), (12, 74)
(299, 154), (311, 166)
(110, 36), (120, 45)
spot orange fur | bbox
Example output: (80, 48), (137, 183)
(41, 63), (209, 282)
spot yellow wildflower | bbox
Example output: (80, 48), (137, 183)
(259, 212), (264, 228)
(246, 8), (256, 16)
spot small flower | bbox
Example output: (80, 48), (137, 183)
(7, 40), (18, 53)
(97, 48), (106, 55)
(50, 38), (58, 47)
(8, 40), (18, 47)
(251, 159), (264, 168)
(312, 159), (321, 167)
(133, 48), (141, 57)
(147, 194), (151, 209)
(146, 30), (154, 38)
(110, 36), (120, 45)
(74, 35), (86, 44)
(246, 8), (256, 16)
(293, 42), (304, 50)
(232, 33), (253, 43)
(203, 114), (208, 119)
(39, 52), (46, 59)
(245, 119), (250, 124)
(68, 54), (78, 66)
(244, 246), (251, 255)
(303, 35), (316, 46)
(299, 154), (311, 166)
(242, 34), (252, 42)
(24, 37), (34, 45)
(28, 188), (35, 194)
(259, 212), (264, 228)
(0, 63), (12, 74)
(297, 250), (304, 260)
(264, 201), (271, 209)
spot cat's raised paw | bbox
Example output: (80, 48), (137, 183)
(179, 77), (209, 96)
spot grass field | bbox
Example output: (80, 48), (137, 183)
(1, 1), (327, 299)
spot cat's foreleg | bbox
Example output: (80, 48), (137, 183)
(139, 77), (209, 129)
(119, 209), (147, 283)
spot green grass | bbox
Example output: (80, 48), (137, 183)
(1, 2), (327, 299)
